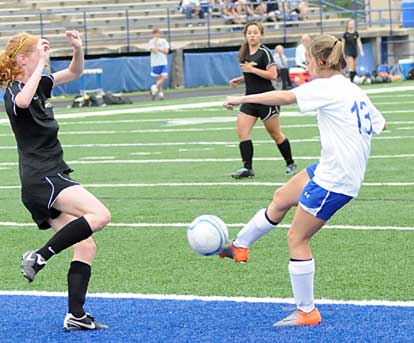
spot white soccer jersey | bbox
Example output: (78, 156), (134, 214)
(148, 38), (169, 67)
(291, 74), (385, 197)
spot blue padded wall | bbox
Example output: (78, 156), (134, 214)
(51, 54), (173, 95)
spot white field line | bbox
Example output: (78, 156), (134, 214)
(0, 85), (412, 125)
(0, 291), (414, 307)
(0, 123), (411, 137)
(0, 110), (412, 130)
(46, 114), (414, 127)
(1, 181), (413, 190)
(364, 85), (414, 94)
(0, 222), (413, 231)
(130, 152), (161, 155)
(0, 125), (314, 137)
(0, 153), (414, 167)
(79, 156), (115, 160)
(0, 136), (413, 151)
(0, 290), (413, 307)
(374, 101), (414, 105)
(369, 93), (414, 98)
(58, 117), (235, 125)
(0, 102), (225, 124)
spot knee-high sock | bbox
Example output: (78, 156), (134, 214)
(288, 258), (315, 313)
(68, 261), (91, 318)
(277, 138), (294, 166)
(234, 208), (278, 248)
(350, 71), (356, 82)
(37, 217), (93, 261)
(239, 140), (253, 170)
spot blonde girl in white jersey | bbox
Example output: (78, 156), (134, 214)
(222, 34), (386, 327)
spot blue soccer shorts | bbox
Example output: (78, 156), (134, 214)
(298, 163), (353, 221)
(151, 65), (168, 77)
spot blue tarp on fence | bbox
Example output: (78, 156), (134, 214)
(183, 42), (375, 88)
(183, 51), (241, 88)
(50, 55), (174, 95)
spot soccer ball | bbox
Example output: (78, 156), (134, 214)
(187, 215), (229, 256)
(353, 75), (362, 84)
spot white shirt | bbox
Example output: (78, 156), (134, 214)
(181, 0), (200, 6)
(148, 38), (170, 67)
(291, 74), (385, 197)
(273, 53), (288, 69)
(295, 43), (306, 68)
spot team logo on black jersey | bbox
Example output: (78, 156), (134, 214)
(45, 100), (53, 109)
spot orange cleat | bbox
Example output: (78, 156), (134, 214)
(273, 308), (322, 327)
(219, 242), (249, 263)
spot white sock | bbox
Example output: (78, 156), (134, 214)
(288, 259), (315, 313)
(151, 84), (158, 95)
(234, 208), (277, 248)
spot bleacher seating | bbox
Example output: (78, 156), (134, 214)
(0, 0), (380, 57)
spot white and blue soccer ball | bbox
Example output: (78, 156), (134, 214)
(187, 215), (229, 256)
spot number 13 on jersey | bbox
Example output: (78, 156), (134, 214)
(352, 100), (373, 135)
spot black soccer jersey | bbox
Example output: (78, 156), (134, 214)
(343, 31), (359, 57)
(242, 45), (275, 95)
(4, 75), (70, 182)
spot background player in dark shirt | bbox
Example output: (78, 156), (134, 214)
(0, 31), (110, 331)
(229, 22), (296, 178)
(342, 19), (364, 83)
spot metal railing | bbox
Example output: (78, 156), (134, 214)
(0, 1), (409, 56)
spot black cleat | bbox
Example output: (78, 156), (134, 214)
(21, 250), (46, 283)
(64, 313), (108, 332)
(231, 167), (255, 179)
(286, 163), (297, 176)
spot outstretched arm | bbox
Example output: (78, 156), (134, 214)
(224, 90), (297, 110)
(52, 30), (84, 85)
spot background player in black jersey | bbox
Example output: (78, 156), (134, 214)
(0, 31), (110, 331)
(342, 19), (364, 83)
(229, 22), (296, 179)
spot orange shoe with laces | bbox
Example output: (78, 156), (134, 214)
(218, 242), (249, 263)
(273, 308), (322, 327)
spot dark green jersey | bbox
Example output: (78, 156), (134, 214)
(4, 75), (70, 183)
(242, 45), (275, 95)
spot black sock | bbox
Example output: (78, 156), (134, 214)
(277, 138), (294, 166)
(68, 261), (91, 318)
(239, 140), (253, 170)
(350, 71), (356, 82)
(37, 217), (93, 261)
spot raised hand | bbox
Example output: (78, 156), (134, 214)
(37, 38), (50, 66)
(65, 30), (82, 49)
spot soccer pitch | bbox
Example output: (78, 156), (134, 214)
(0, 83), (413, 342)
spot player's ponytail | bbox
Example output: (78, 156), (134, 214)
(308, 35), (347, 72)
(239, 21), (264, 63)
(0, 32), (37, 88)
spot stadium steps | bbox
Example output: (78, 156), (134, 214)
(25, 0), (178, 12)
(0, 1), (362, 56)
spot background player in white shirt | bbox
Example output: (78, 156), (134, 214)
(295, 34), (311, 69)
(148, 27), (170, 100)
(222, 34), (386, 327)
